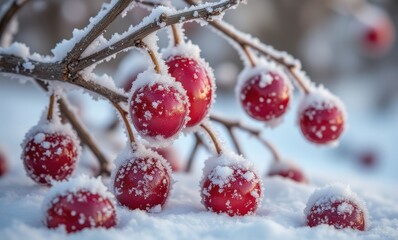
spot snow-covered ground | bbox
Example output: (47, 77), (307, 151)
(0, 79), (397, 239)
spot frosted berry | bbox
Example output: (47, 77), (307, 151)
(44, 176), (117, 233)
(267, 161), (307, 183)
(22, 130), (79, 185)
(113, 154), (171, 211)
(0, 149), (8, 177)
(305, 184), (367, 231)
(130, 82), (189, 140)
(239, 72), (291, 123)
(307, 200), (366, 230)
(154, 146), (183, 172)
(299, 90), (345, 145)
(201, 165), (262, 216)
(166, 56), (213, 127)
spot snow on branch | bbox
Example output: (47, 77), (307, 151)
(0, 0), (241, 104)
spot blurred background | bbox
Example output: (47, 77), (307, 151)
(0, 0), (397, 185)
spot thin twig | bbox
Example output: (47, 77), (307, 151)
(73, 0), (240, 72)
(137, 40), (161, 74)
(35, 81), (111, 176)
(171, 24), (181, 46)
(200, 123), (222, 155)
(47, 94), (55, 121)
(210, 115), (282, 162)
(113, 103), (136, 143)
(65, 0), (135, 63)
(184, 0), (312, 94)
(0, 0), (29, 41)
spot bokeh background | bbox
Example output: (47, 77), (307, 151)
(1, 0), (397, 186)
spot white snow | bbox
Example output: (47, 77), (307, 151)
(42, 174), (115, 215)
(304, 183), (370, 229)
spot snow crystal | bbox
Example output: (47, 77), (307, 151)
(42, 175), (115, 214)
(304, 183), (370, 229)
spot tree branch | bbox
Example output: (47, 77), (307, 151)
(0, 0), (28, 40)
(184, 0), (312, 94)
(72, 0), (240, 72)
(65, 0), (135, 63)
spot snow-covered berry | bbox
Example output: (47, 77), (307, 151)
(201, 152), (263, 216)
(298, 86), (346, 145)
(129, 72), (189, 143)
(43, 175), (117, 233)
(237, 61), (292, 126)
(0, 148), (8, 177)
(267, 160), (307, 183)
(166, 55), (214, 127)
(112, 146), (172, 212)
(304, 183), (368, 231)
(21, 123), (80, 185)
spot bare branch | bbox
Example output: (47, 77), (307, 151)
(65, 0), (135, 63)
(72, 0), (240, 72)
(184, 0), (312, 94)
(210, 115), (282, 162)
(0, 54), (64, 80)
(0, 0), (29, 40)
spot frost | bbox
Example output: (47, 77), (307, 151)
(42, 175), (115, 215)
(304, 183), (370, 230)
(127, 69), (190, 147)
(235, 58), (293, 128)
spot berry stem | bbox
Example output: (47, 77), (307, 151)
(171, 25), (182, 46)
(113, 103), (136, 144)
(242, 44), (256, 67)
(137, 41), (161, 74)
(47, 94), (55, 121)
(200, 123), (223, 155)
(289, 67), (311, 95)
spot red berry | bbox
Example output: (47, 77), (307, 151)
(44, 177), (117, 233)
(361, 11), (395, 55)
(0, 148), (8, 177)
(267, 161), (307, 183)
(130, 81), (189, 141)
(22, 128), (79, 185)
(201, 165), (262, 216)
(239, 71), (291, 123)
(113, 149), (171, 211)
(305, 184), (368, 231)
(299, 89), (345, 145)
(153, 146), (183, 172)
(166, 55), (213, 127)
